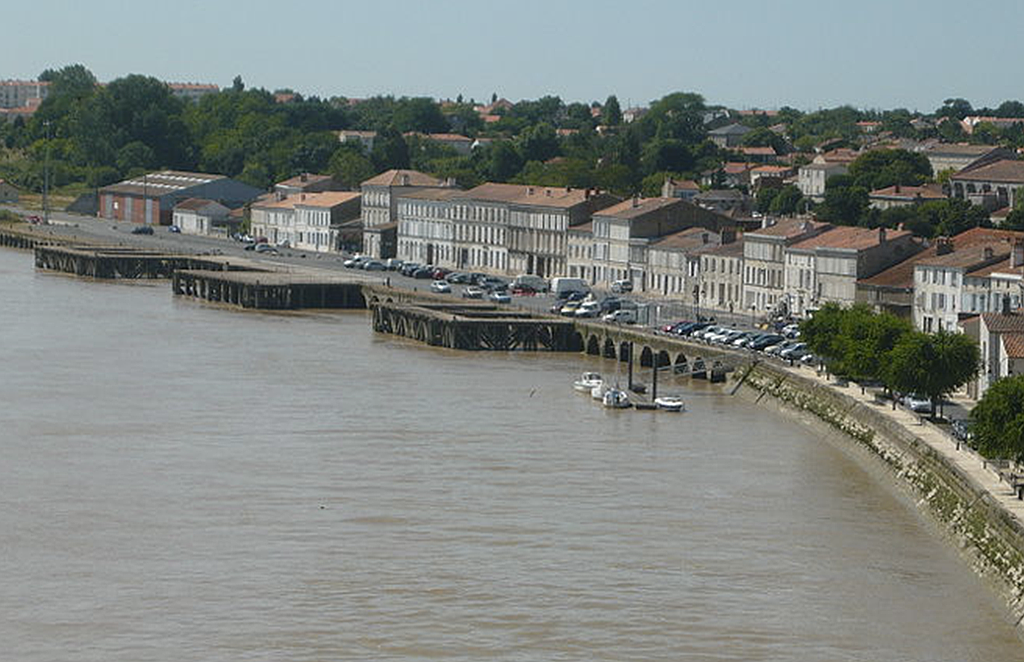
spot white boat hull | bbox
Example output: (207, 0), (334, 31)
(654, 396), (685, 412)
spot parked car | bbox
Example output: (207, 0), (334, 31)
(575, 301), (602, 318)
(243, 242), (258, 251)
(430, 280), (451, 294)
(446, 272), (470, 284)
(385, 258), (405, 271)
(603, 309), (637, 324)
(344, 256), (367, 268)
(400, 262), (422, 277)
(168, 225), (181, 233)
(489, 290), (511, 304)
(276, 239), (291, 248)
(905, 394), (932, 413)
(255, 243), (278, 254)
(749, 334), (785, 351)
(560, 300), (582, 316)
(611, 279), (633, 294)
(412, 267), (435, 279)
(363, 260), (386, 271)
(432, 267), (451, 280)
(131, 225), (154, 235)
(779, 342), (808, 359)
(462, 286), (484, 299)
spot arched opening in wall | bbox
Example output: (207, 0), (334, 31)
(385, 297), (394, 304)
(640, 346), (654, 367)
(603, 338), (617, 359)
(674, 353), (689, 374)
(656, 350), (671, 368)
(619, 342), (631, 363)
(586, 335), (601, 356)
(369, 296), (379, 305)
(570, 332), (585, 352)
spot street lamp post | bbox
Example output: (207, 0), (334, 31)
(692, 284), (700, 321)
(43, 121), (51, 225)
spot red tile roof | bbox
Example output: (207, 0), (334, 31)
(869, 184), (945, 200)
(790, 226), (912, 251)
(747, 218), (830, 239)
(361, 169), (444, 188)
(951, 159), (1024, 184)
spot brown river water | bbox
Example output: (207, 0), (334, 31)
(0, 247), (1021, 661)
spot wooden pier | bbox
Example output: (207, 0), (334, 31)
(35, 245), (242, 279)
(173, 269), (366, 310)
(372, 301), (580, 351)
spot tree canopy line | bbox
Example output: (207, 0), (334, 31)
(800, 301), (1024, 464)
(3, 65), (1024, 238)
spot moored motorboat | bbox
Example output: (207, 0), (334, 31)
(574, 372), (603, 393)
(602, 387), (632, 409)
(654, 395), (685, 412)
(591, 381), (610, 400)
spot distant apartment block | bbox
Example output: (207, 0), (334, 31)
(167, 82), (219, 102)
(0, 80), (49, 109)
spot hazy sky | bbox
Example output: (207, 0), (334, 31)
(4, 0), (1021, 112)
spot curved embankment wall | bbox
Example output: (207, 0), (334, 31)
(736, 360), (1024, 626)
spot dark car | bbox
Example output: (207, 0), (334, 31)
(400, 263), (421, 277)
(412, 267), (435, 279)
(446, 272), (470, 284)
(431, 267), (451, 280)
(131, 225), (154, 235)
(749, 334), (785, 351)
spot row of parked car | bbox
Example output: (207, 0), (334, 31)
(658, 321), (816, 363)
(552, 296), (638, 324)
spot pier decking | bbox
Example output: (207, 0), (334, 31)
(35, 245), (244, 279)
(371, 301), (580, 351)
(173, 269), (366, 310)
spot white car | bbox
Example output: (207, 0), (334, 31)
(603, 309), (636, 324)
(905, 394), (932, 413)
(430, 280), (451, 294)
(575, 301), (602, 318)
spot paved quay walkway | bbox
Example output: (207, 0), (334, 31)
(776, 361), (1024, 525)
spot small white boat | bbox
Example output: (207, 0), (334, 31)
(591, 381), (610, 400)
(602, 387), (632, 409)
(654, 395), (685, 412)
(573, 372), (603, 393)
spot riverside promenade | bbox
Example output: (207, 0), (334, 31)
(779, 362), (1024, 524)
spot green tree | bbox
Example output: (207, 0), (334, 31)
(328, 146), (374, 189)
(487, 141), (524, 181)
(971, 375), (1024, 461)
(800, 302), (847, 364)
(392, 97), (449, 134)
(847, 149), (932, 190)
(370, 126), (410, 171)
(883, 330), (979, 417)
(768, 184), (804, 216)
(517, 122), (559, 163)
(836, 307), (912, 384)
(602, 95), (622, 126)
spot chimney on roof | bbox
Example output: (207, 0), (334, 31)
(984, 246), (994, 260)
(401, 173), (410, 186)
(546, 189), (551, 197)
(894, 183), (900, 194)
(632, 195), (639, 208)
(584, 188), (591, 200)
(527, 187), (534, 195)
(444, 177), (456, 188)
(1013, 238), (1024, 268)
(936, 236), (953, 255)
(301, 173), (308, 183)
(702, 232), (709, 244)
(878, 227), (887, 244)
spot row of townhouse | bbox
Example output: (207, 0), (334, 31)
(250, 191), (362, 252)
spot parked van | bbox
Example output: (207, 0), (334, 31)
(550, 277), (590, 299)
(511, 274), (549, 293)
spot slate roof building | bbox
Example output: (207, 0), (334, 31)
(98, 171), (262, 225)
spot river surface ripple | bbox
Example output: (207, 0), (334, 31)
(0, 248), (1020, 661)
